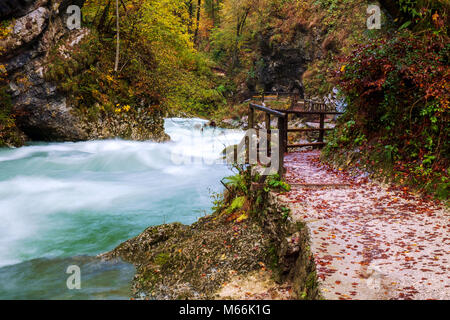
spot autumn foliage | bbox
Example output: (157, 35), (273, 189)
(332, 30), (449, 198)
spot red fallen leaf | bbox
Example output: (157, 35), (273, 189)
(335, 280), (342, 285)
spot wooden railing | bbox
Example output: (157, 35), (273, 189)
(248, 103), (287, 174)
(273, 109), (343, 149)
(248, 103), (343, 151)
(251, 92), (299, 102)
(246, 97), (343, 174)
(250, 92), (336, 112)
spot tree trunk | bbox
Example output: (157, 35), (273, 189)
(114, 0), (120, 72)
(194, 0), (202, 45)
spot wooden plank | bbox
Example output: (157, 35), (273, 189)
(287, 128), (333, 132)
(273, 109), (343, 115)
(287, 142), (326, 148)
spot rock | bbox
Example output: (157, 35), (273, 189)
(0, 0), (167, 143)
(0, 7), (50, 53)
(0, 0), (46, 20)
(250, 30), (322, 96)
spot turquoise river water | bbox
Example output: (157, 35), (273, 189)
(0, 118), (243, 299)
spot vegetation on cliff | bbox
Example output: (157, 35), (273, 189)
(324, 1), (449, 199)
(49, 0), (227, 118)
(0, 21), (25, 147)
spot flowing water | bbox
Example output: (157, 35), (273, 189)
(0, 118), (243, 299)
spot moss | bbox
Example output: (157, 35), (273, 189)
(226, 196), (246, 214)
(295, 221), (306, 232)
(0, 85), (24, 147)
(267, 243), (280, 276)
(154, 253), (171, 267)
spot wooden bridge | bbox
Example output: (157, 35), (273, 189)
(246, 92), (343, 174)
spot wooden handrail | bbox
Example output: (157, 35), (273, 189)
(249, 103), (286, 118)
(247, 103), (286, 175)
(274, 109), (343, 115)
(288, 128), (333, 132)
(246, 102), (342, 174)
(270, 108), (343, 150)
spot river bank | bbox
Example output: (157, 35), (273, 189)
(102, 173), (321, 300)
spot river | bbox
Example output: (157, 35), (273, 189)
(0, 118), (243, 299)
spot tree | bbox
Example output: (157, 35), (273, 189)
(114, 0), (119, 72)
(194, 0), (202, 45)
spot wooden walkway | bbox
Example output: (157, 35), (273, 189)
(277, 151), (450, 300)
(247, 93), (342, 174)
(240, 94), (450, 299)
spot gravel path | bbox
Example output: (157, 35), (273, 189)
(278, 151), (449, 300)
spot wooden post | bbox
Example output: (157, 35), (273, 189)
(284, 112), (288, 149)
(265, 113), (271, 156)
(278, 116), (285, 176)
(318, 113), (325, 144)
(290, 94), (295, 109)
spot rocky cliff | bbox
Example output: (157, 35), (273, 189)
(251, 31), (322, 97)
(0, 0), (167, 145)
(243, 14), (326, 99)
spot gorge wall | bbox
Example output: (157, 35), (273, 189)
(0, 0), (167, 145)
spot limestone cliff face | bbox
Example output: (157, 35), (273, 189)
(0, 0), (88, 141)
(0, 0), (168, 143)
(247, 26), (323, 98)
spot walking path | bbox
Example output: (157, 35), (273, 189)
(277, 151), (449, 300)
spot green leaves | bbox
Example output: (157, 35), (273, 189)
(265, 174), (291, 192)
(399, 20), (412, 30)
(224, 173), (249, 195)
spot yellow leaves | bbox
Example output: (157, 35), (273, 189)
(432, 12), (439, 22)
(340, 65), (346, 72)
(114, 104), (131, 114)
(236, 212), (248, 223)
(0, 23), (11, 40)
(0, 64), (7, 80)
